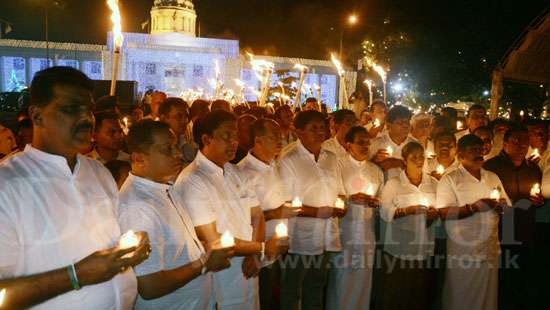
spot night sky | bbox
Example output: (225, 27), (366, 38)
(0, 0), (548, 101)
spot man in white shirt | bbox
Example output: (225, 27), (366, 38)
(364, 99), (387, 139)
(321, 109), (357, 158)
(174, 110), (288, 310)
(119, 120), (234, 309)
(237, 118), (301, 310)
(473, 126), (496, 160)
(455, 104), (488, 141)
(370, 105), (415, 180)
(158, 97), (197, 167)
(326, 126), (383, 310)
(0, 66), (151, 309)
(425, 131), (459, 179)
(278, 110), (348, 310)
(436, 134), (510, 310)
(86, 112), (130, 164)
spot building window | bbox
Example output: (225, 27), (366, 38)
(13, 58), (25, 70)
(145, 63), (156, 75)
(193, 65), (203, 78)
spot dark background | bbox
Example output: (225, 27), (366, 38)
(0, 0), (548, 106)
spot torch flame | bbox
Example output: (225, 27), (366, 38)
(234, 79), (245, 88)
(364, 79), (373, 89)
(294, 63), (308, 72)
(107, 0), (124, 50)
(0, 289), (5, 307)
(372, 63), (387, 83)
(331, 54), (345, 77)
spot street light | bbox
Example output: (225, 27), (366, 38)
(339, 14), (359, 58)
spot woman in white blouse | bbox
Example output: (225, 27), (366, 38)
(377, 141), (440, 310)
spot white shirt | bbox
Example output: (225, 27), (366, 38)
(0, 145), (137, 310)
(454, 129), (471, 141)
(380, 171), (437, 260)
(174, 151), (259, 308)
(118, 174), (211, 310)
(237, 153), (287, 240)
(321, 137), (348, 159)
(86, 148), (130, 165)
(338, 155), (384, 258)
(278, 140), (345, 255)
(369, 132), (415, 179)
(436, 165), (510, 261)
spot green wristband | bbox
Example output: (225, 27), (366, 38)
(67, 264), (81, 291)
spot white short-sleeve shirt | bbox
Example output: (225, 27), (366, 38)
(278, 140), (345, 255)
(0, 145), (137, 310)
(118, 174), (211, 310)
(369, 133), (416, 179)
(321, 137), (348, 159)
(237, 153), (287, 240)
(436, 165), (511, 261)
(338, 155), (384, 251)
(380, 171), (438, 260)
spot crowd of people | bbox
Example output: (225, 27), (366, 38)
(0, 66), (549, 310)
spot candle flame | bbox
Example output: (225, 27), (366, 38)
(490, 188), (500, 200)
(436, 164), (445, 175)
(0, 289), (5, 307)
(532, 148), (540, 158)
(386, 146), (394, 156)
(456, 120), (464, 130)
(275, 222), (288, 238)
(291, 197), (303, 208)
(365, 184), (375, 196)
(373, 119), (381, 127)
(107, 0), (124, 50)
(331, 54), (345, 76)
(335, 197), (346, 209)
(520, 110), (525, 117)
(419, 197), (429, 207)
(119, 230), (140, 249)
(530, 183), (541, 197)
(220, 231), (235, 248)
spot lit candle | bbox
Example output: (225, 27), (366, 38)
(490, 188), (501, 200)
(419, 197), (429, 207)
(119, 230), (140, 249)
(335, 197), (346, 209)
(436, 164), (445, 175)
(220, 231), (235, 248)
(275, 223), (288, 238)
(532, 148), (540, 159)
(456, 120), (464, 131)
(0, 289), (5, 307)
(530, 183), (541, 197)
(520, 110), (525, 117)
(291, 197), (303, 208)
(386, 146), (394, 156)
(373, 118), (381, 128)
(364, 184), (375, 196)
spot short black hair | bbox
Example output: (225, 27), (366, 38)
(293, 110), (325, 130)
(332, 109), (356, 125)
(127, 119), (171, 154)
(387, 105), (412, 123)
(94, 112), (120, 132)
(457, 134), (484, 152)
(30, 66), (94, 107)
(305, 97), (318, 104)
(250, 118), (278, 144)
(473, 125), (494, 138)
(189, 99), (210, 120)
(503, 124), (529, 142)
(211, 100), (231, 112)
(490, 118), (510, 128)
(441, 107), (458, 119)
(434, 131), (456, 146)
(345, 126), (368, 143)
(369, 99), (386, 112)
(94, 96), (119, 113)
(402, 141), (424, 160)
(432, 115), (452, 131)
(159, 97), (188, 117)
(467, 104), (486, 116)
(193, 110), (237, 150)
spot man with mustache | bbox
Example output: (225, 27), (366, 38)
(426, 131), (459, 180)
(174, 110), (289, 309)
(86, 112), (129, 164)
(0, 66), (151, 309)
(118, 120), (234, 309)
(436, 134), (510, 310)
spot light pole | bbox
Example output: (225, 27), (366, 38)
(338, 14), (358, 59)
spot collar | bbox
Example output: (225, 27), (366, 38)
(399, 169), (432, 188)
(457, 164), (488, 181)
(195, 150), (225, 178)
(25, 144), (82, 171)
(243, 152), (273, 171)
(296, 139), (326, 161)
(497, 151), (529, 168)
(347, 153), (366, 167)
(127, 173), (171, 191)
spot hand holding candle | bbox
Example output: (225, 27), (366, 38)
(386, 146), (394, 157)
(364, 184), (375, 196)
(490, 188), (501, 200)
(530, 183), (541, 197)
(335, 197), (346, 209)
(436, 164), (445, 175)
(0, 289), (6, 307)
(291, 197), (303, 208)
(220, 231), (235, 248)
